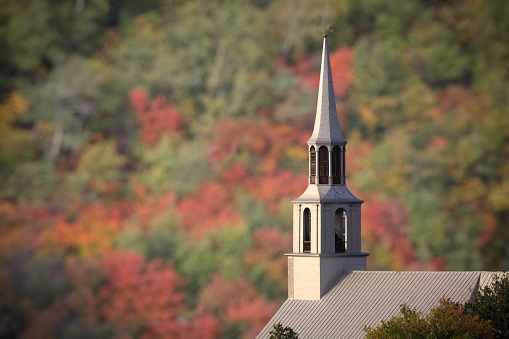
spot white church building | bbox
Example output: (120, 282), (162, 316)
(256, 35), (498, 338)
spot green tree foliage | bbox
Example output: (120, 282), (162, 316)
(0, 0), (110, 93)
(269, 322), (299, 339)
(364, 297), (494, 339)
(468, 273), (509, 339)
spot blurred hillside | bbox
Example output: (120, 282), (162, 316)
(1, 0), (508, 338)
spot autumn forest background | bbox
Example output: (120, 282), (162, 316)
(1, 0), (509, 338)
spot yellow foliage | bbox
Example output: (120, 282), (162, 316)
(488, 180), (509, 212)
(0, 92), (28, 129)
(284, 145), (307, 163)
(359, 104), (377, 130)
(0, 93), (31, 167)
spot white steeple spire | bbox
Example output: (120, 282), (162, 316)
(286, 35), (368, 301)
(308, 35), (347, 146)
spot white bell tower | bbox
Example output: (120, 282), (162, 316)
(286, 35), (369, 300)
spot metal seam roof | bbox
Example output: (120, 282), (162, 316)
(256, 271), (498, 339)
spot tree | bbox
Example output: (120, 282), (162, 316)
(364, 297), (493, 339)
(269, 323), (299, 339)
(468, 273), (509, 339)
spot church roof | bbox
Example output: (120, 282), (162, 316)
(257, 271), (498, 339)
(308, 35), (347, 146)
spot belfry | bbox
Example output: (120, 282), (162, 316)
(286, 35), (369, 300)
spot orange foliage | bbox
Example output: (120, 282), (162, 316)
(177, 181), (241, 237)
(209, 118), (307, 174)
(129, 182), (178, 229)
(48, 201), (123, 257)
(244, 228), (290, 286)
(130, 89), (185, 144)
(99, 252), (184, 325)
(346, 140), (375, 173)
(40, 183), (178, 258)
(243, 171), (307, 214)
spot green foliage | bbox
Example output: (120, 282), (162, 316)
(0, 0), (110, 93)
(468, 273), (509, 339)
(269, 322), (299, 339)
(75, 140), (127, 195)
(172, 225), (252, 304)
(136, 136), (212, 196)
(364, 297), (494, 339)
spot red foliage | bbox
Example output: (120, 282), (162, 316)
(478, 212), (498, 246)
(130, 89), (185, 144)
(280, 47), (354, 98)
(209, 118), (307, 174)
(183, 313), (223, 339)
(99, 252), (185, 326)
(243, 171), (307, 214)
(227, 297), (278, 338)
(244, 228), (290, 286)
(329, 48), (355, 98)
(0, 200), (50, 254)
(427, 136), (449, 151)
(177, 181), (241, 237)
(199, 275), (259, 311)
(220, 163), (250, 186)
(199, 276), (278, 336)
(439, 86), (473, 112)
(362, 194), (417, 270)
(141, 313), (222, 339)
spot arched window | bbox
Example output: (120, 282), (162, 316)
(310, 146), (316, 184)
(303, 208), (311, 252)
(318, 146), (329, 184)
(335, 208), (347, 253)
(332, 145), (341, 184)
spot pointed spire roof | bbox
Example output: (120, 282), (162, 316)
(308, 35), (347, 145)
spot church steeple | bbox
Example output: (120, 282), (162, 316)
(286, 35), (369, 301)
(306, 35), (348, 186)
(308, 35), (347, 146)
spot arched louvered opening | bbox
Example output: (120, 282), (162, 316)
(310, 146), (316, 184)
(318, 146), (329, 184)
(335, 208), (347, 253)
(341, 146), (346, 184)
(303, 208), (311, 253)
(332, 145), (341, 184)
